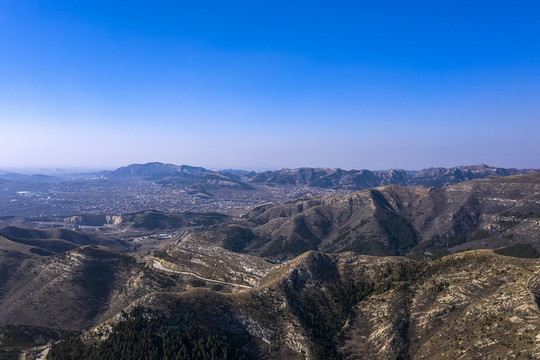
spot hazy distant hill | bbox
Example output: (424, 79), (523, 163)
(103, 162), (538, 196)
(108, 162), (209, 181)
(107, 162), (253, 191)
(409, 163), (534, 187)
(160, 171), (255, 191)
(106, 162), (536, 191)
(220, 169), (258, 181)
(0, 173), (60, 183)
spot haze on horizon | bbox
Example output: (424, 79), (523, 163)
(1, 1), (539, 171)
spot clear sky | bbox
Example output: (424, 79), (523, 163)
(1, 1), (539, 171)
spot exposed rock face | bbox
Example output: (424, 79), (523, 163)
(3, 223), (540, 359)
(2, 170), (540, 359)
(156, 233), (276, 287)
(82, 250), (540, 360)
(0, 234), (280, 335)
(0, 247), (138, 330)
(106, 215), (123, 225)
(407, 251), (540, 359)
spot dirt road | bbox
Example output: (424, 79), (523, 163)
(151, 259), (251, 289)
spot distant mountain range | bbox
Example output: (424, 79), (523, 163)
(0, 173), (60, 183)
(105, 163), (540, 189)
(1, 162), (537, 218)
(249, 164), (537, 189)
(88, 162), (539, 189)
(1, 163), (536, 191)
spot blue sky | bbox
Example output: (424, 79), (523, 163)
(1, 1), (539, 170)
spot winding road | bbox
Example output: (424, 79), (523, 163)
(151, 259), (252, 289)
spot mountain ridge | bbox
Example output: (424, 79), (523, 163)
(3, 162), (535, 190)
(190, 172), (540, 260)
(52, 249), (540, 360)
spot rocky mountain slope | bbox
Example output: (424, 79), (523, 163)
(409, 164), (534, 187)
(0, 235), (276, 331)
(154, 233), (277, 287)
(0, 226), (127, 256)
(250, 167), (409, 189)
(25, 162), (533, 191)
(53, 249), (540, 360)
(3, 163), (535, 190)
(0, 170), (538, 359)
(0, 246), (141, 331)
(191, 172), (540, 260)
(0, 235), (279, 356)
(0, 243), (246, 332)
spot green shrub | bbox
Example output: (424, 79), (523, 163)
(189, 280), (206, 288)
(222, 226), (256, 252)
(48, 309), (249, 360)
(494, 243), (539, 258)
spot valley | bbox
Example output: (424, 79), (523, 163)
(0, 163), (539, 359)
(1, 163), (534, 218)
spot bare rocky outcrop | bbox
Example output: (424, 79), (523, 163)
(154, 233), (276, 287)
